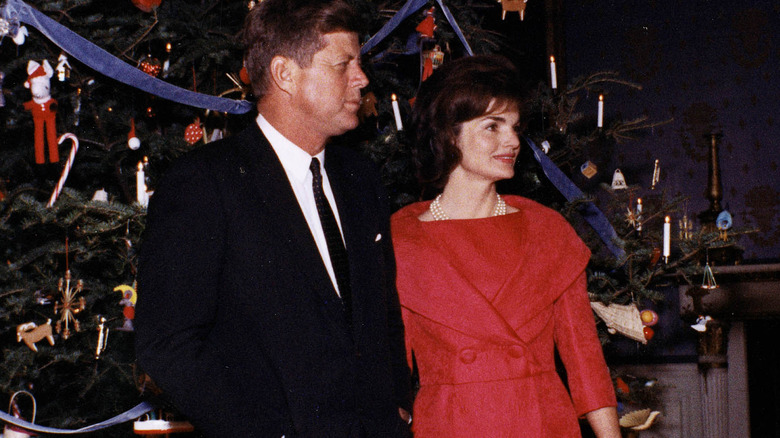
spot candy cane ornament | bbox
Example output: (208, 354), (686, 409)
(46, 133), (79, 208)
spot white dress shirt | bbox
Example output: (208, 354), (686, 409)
(257, 113), (345, 296)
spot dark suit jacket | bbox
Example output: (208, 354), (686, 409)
(135, 124), (412, 438)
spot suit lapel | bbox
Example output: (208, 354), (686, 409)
(237, 126), (351, 337)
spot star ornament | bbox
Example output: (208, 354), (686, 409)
(625, 208), (638, 228)
(54, 270), (86, 340)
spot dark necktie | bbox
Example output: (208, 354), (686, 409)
(309, 158), (352, 324)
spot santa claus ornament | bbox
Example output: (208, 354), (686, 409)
(23, 60), (59, 164)
(416, 7), (436, 40)
(128, 118), (141, 150)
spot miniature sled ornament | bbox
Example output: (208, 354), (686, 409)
(0, 401), (154, 434)
(3, 391), (36, 438)
(590, 300), (647, 344)
(133, 412), (194, 435)
(619, 408), (661, 431)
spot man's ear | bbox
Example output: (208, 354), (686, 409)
(268, 55), (298, 95)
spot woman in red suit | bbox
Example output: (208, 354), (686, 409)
(391, 55), (620, 437)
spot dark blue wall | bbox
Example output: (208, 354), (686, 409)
(564, 0), (780, 260)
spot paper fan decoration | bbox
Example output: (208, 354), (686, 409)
(590, 301), (648, 344)
(619, 408), (661, 431)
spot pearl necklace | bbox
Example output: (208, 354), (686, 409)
(429, 193), (506, 221)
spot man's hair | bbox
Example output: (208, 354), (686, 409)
(241, 0), (364, 98)
(409, 54), (529, 193)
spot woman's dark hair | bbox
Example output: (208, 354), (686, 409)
(242, 0), (364, 98)
(410, 54), (528, 192)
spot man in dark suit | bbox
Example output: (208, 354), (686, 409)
(134, 1), (412, 436)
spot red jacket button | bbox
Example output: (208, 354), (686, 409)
(459, 349), (477, 364)
(509, 345), (525, 358)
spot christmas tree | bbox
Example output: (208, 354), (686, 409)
(0, 0), (736, 435)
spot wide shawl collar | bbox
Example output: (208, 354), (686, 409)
(391, 196), (590, 349)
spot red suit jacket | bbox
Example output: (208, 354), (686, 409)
(392, 196), (616, 437)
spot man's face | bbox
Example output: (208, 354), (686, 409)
(290, 31), (369, 145)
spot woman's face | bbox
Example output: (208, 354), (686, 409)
(451, 100), (521, 185)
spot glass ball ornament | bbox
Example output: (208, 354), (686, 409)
(139, 54), (162, 77)
(640, 309), (659, 326)
(184, 120), (204, 145)
(132, 0), (162, 13)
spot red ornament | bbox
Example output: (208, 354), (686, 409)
(416, 8), (436, 39)
(239, 66), (251, 85)
(139, 55), (162, 77)
(184, 119), (204, 145)
(643, 326), (655, 341)
(616, 377), (630, 394)
(650, 247), (661, 265)
(132, 0), (161, 13)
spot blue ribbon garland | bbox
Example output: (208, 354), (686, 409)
(434, 0), (472, 56)
(3, 0), (253, 114)
(360, 0), (472, 56)
(525, 137), (626, 260)
(6, 0), (475, 112)
(361, 1), (622, 259)
(361, 0), (428, 55)
(0, 401), (154, 434)
(0, 2), (623, 434)
(3, 0), (624, 257)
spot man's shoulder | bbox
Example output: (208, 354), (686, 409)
(153, 125), (264, 195)
(172, 125), (262, 168)
(326, 144), (380, 176)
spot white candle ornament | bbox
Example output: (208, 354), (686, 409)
(663, 216), (671, 261)
(162, 42), (172, 77)
(635, 198), (643, 232)
(136, 161), (148, 207)
(549, 56), (557, 90)
(391, 93), (403, 131)
(597, 94), (604, 128)
(651, 159), (660, 189)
